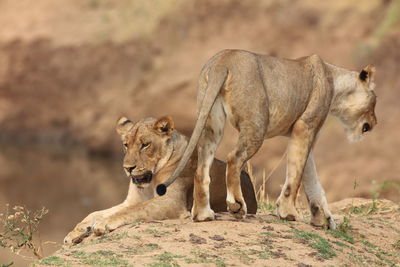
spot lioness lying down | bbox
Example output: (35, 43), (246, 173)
(64, 116), (257, 244)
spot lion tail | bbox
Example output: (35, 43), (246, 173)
(156, 66), (228, 196)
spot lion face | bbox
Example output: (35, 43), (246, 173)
(116, 116), (175, 187)
(339, 65), (377, 142)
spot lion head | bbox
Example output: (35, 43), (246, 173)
(116, 116), (175, 187)
(333, 64), (377, 142)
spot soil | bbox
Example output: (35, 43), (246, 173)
(34, 198), (400, 267)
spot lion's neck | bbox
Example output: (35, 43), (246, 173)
(156, 132), (191, 177)
(169, 133), (189, 166)
(325, 62), (358, 117)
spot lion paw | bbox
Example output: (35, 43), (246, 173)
(309, 202), (336, 229)
(327, 216), (336, 230)
(310, 215), (336, 229)
(227, 200), (247, 219)
(191, 206), (215, 222)
(93, 220), (121, 236)
(93, 222), (110, 236)
(64, 227), (91, 245)
(276, 198), (300, 221)
(310, 203), (326, 227)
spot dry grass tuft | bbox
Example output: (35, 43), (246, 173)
(247, 151), (287, 213)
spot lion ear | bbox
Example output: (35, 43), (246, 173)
(154, 116), (174, 135)
(116, 117), (134, 136)
(359, 64), (376, 84)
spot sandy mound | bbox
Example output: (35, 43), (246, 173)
(34, 198), (400, 266)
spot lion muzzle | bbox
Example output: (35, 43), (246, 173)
(131, 171), (153, 184)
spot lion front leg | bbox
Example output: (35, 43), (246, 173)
(302, 152), (336, 229)
(64, 203), (130, 245)
(277, 120), (316, 221)
(93, 187), (188, 236)
(64, 182), (153, 244)
(64, 210), (106, 244)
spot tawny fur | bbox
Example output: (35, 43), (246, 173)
(64, 116), (257, 245)
(164, 49), (377, 228)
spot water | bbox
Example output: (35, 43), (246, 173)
(0, 144), (129, 266)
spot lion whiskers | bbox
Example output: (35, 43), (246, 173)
(346, 129), (364, 143)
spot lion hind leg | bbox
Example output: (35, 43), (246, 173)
(226, 120), (265, 219)
(303, 152), (336, 229)
(192, 98), (225, 222)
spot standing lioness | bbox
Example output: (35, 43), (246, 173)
(159, 49), (377, 229)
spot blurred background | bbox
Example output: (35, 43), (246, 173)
(0, 0), (399, 265)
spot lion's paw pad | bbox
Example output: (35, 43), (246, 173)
(227, 201), (247, 219)
(227, 202), (242, 213)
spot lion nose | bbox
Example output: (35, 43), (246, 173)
(362, 122), (371, 133)
(125, 166), (136, 173)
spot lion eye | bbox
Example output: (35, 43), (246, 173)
(123, 143), (128, 148)
(141, 142), (150, 149)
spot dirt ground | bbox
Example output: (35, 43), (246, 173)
(34, 198), (400, 267)
(0, 0), (399, 202)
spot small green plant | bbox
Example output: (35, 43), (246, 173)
(70, 250), (131, 267)
(248, 248), (270, 259)
(233, 248), (255, 265)
(291, 229), (336, 259)
(330, 179), (360, 243)
(127, 243), (160, 255)
(367, 199), (379, 214)
(87, 231), (139, 245)
(338, 215), (352, 234)
(371, 181), (400, 200)
(184, 250), (225, 266)
(130, 221), (142, 228)
(141, 228), (171, 236)
(260, 231), (279, 238)
(366, 181), (400, 215)
(257, 201), (276, 213)
(332, 240), (349, 248)
(393, 240), (400, 250)
(0, 204), (49, 259)
(148, 252), (183, 267)
(349, 205), (364, 214)
(34, 255), (69, 266)
(361, 240), (377, 249)
(328, 230), (354, 244)
(327, 184), (356, 244)
(361, 240), (397, 266)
